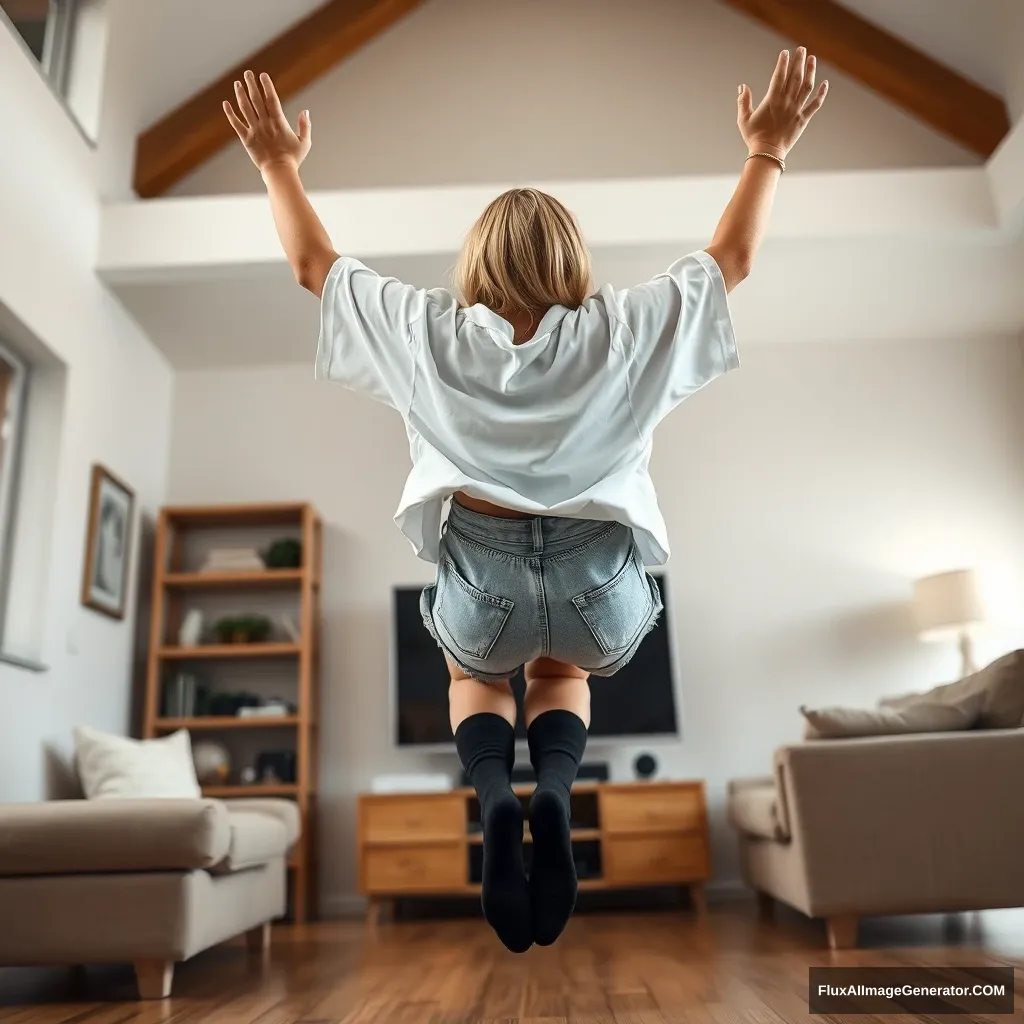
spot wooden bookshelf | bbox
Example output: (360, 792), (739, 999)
(153, 716), (301, 731)
(164, 569), (305, 589)
(157, 642), (301, 660)
(143, 502), (322, 924)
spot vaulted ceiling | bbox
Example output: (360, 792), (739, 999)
(101, 0), (1024, 370)
(131, 0), (1014, 198)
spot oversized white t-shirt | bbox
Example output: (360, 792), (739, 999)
(315, 250), (738, 565)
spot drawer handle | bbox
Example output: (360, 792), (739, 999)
(397, 859), (424, 874)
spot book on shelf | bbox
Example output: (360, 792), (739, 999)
(237, 703), (292, 719)
(163, 672), (201, 718)
(200, 548), (266, 573)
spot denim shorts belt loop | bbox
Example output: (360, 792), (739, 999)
(419, 498), (663, 683)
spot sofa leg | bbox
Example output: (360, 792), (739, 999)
(134, 960), (174, 999)
(826, 914), (859, 950)
(757, 891), (775, 920)
(246, 922), (272, 954)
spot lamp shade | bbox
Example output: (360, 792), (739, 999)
(912, 569), (986, 640)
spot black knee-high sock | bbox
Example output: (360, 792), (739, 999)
(527, 709), (588, 946)
(455, 713), (532, 953)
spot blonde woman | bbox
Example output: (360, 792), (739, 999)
(225, 48), (827, 952)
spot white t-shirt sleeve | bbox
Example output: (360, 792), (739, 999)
(616, 250), (739, 432)
(315, 256), (427, 410)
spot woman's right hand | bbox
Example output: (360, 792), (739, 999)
(738, 48), (828, 160)
(223, 71), (312, 175)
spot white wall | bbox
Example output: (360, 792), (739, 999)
(0, 16), (174, 801)
(1005, 0), (1024, 121)
(168, 335), (1024, 908)
(171, 0), (977, 197)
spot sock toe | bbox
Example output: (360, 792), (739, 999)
(481, 791), (533, 953)
(528, 787), (577, 946)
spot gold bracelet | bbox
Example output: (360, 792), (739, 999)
(746, 152), (786, 173)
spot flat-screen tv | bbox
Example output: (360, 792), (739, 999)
(391, 573), (679, 747)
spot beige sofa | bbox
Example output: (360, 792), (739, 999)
(728, 728), (1024, 948)
(0, 797), (300, 998)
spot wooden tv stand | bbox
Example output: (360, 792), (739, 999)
(357, 780), (709, 922)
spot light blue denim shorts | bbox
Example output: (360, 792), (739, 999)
(420, 499), (663, 683)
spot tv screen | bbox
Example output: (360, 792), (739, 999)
(392, 573), (679, 746)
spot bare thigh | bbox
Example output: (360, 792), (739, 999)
(524, 657), (591, 727)
(447, 657), (515, 730)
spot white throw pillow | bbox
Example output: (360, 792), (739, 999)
(73, 726), (202, 799)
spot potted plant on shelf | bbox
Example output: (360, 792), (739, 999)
(264, 538), (302, 569)
(214, 615), (273, 644)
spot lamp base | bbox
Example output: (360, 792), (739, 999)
(959, 630), (977, 678)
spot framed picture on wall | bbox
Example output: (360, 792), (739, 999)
(81, 464), (135, 620)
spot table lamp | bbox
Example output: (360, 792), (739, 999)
(912, 568), (986, 677)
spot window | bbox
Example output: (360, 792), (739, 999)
(0, 342), (27, 642)
(0, 0), (77, 94)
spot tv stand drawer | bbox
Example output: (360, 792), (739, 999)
(604, 834), (708, 885)
(601, 784), (704, 835)
(363, 843), (466, 893)
(362, 795), (465, 843)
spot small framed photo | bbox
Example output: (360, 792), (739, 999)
(81, 464), (135, 620)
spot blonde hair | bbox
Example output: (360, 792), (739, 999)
(454, 188), (593, 317)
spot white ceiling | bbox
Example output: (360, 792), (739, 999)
(836, 0), (1008, 98)
(125, 0), (1015, 137)
(104, 0), (1024, 371)
(125, 0), (323, 131)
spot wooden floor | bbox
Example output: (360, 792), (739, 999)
(2, 902), (1024, 1023)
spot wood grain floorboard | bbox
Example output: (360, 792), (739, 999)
(2, 904), (1024, 1023)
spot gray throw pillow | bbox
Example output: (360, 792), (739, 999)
(879, 650), (1024, 729)
(800, 702), (977, 740)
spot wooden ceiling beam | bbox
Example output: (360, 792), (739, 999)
(133, 0), (426, 198)
(2, 0), (50, 20)
(717, 0), (1009, 158)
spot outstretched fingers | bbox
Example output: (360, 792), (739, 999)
(802, 80), (829, 120)
(233, 78), (257, 128)
(767, 48), (789, 99)
(222, 100), (248, 139)
(737, 83), (753, 123)
(244, 70), (266, 120)
(260, 72), (286, 121)
(801, 54), (817, 104)
(786, 46), (807, 101)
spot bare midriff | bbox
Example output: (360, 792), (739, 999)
(453, 491), (533, 519)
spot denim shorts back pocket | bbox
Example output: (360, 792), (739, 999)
(572, 547), (655, 656)
(435, 556), (514, 661)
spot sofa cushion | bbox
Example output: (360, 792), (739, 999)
(801, 702), (977, 739)
(0, 799), (230, 876)
(73, 726), (201, 800)
(879, 650), (1024, 729)
(727, 782), (787, 841)
(220, 798), (301, 847)
(213, 811), (290, 874)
